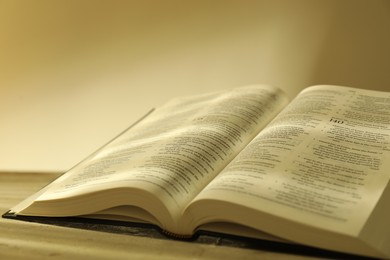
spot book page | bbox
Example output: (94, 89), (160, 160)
(27, 85), (289, 225)
(190, 85), (390, 236)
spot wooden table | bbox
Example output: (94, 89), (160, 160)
(0, 172), (342, 259)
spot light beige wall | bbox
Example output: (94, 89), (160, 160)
(1, 0), (389, 171)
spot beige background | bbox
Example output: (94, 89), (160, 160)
(1, 0), (389, 172)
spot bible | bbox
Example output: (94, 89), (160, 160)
(4, 84), (390, 258)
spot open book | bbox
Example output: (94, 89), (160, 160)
(5, 85), (390, 258)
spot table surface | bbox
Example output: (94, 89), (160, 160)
(0, 172), (346, 259)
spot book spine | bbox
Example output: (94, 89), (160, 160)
(161, 229), (193, 240)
